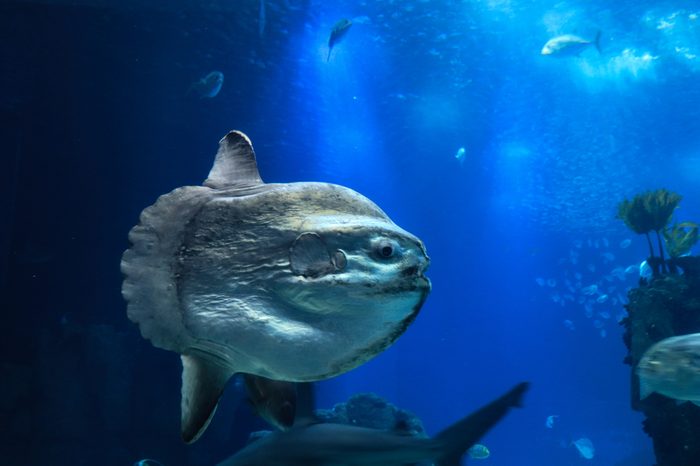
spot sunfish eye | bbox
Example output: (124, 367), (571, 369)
(374, 239), (398, 259)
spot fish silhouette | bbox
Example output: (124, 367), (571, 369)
(188, 71), (224, 98)
(327, 18), (352, 61)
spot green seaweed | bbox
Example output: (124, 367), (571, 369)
(664, 222), (699, 258)
(617, 189), (682, 276)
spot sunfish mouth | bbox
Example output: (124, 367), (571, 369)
(378, 276), (431, 295)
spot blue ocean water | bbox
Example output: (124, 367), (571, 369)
(2, 0), (700, 464)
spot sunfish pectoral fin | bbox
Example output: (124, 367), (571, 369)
(435, 382), (529, 466)
(204, 131), (263, 189)
(289, 232), (335, 278)
(180, 354), (235, 443)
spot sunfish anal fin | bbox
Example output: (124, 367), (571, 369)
(204, 130), (263, 189)
(293, 382), (319, 427)
(181, 354), (235, 443)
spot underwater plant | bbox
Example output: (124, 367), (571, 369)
(617, 189), (682, 275)
(664, 222), (699, 258)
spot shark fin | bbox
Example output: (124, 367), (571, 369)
(435, 382), (529, 466)
(204, 131), (263, 189)
(180, 354), (235, 443)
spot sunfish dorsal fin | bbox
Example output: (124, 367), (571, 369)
(180, 354), (235, 443)
(293, 382), (318, 427)
(204, 131), (263, 189)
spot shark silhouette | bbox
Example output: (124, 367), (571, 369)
(218, 381), (529, 466)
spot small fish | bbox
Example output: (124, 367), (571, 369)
(188, 71), (224, 98)
(134, 460), (164, 466)
(327, 18), (353, 61)
(610, 267), (626, 281)
(624, 264), (637, 274)
(535, 277), (546, 287)
(547, 278), (557, 287)
(563, 319), (575, 330)
(541, 32), (602, 57)
(581, 284), (598, 296)
(596, 294), (608, 304)
(572, 437), (595, 459)
(637, 333), (700, 405)
(455, 147), (466, 163)
(467, 443), (490, 459)
(545, 414), (558, 428)
(620, 239), (632, 248)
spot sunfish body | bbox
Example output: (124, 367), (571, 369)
(637, 333), (700, 405)
(121, 131), (431, 443)
(327, 18), (352, 61)
(541, 32), (601, 57)
(189, 71), (224, 98)
(218, 382), (529, 466)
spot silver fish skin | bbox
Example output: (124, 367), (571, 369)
(638, 333), (700, 405)
(541, 32), (601, 57)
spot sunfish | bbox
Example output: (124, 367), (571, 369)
(217, 382), (529, 466)
(327, 18), (352, 61)
(121, 131), (431, 443)
(541, 32), (601, 57)
(637, 333), (700, 405)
